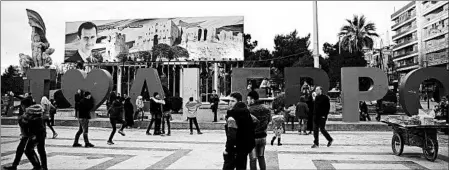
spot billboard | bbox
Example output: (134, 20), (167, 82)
(64, 16), (244, 63)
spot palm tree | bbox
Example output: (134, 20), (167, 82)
(338, 15), (379, 53)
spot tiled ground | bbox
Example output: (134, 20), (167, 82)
(1, 125), (448, 169)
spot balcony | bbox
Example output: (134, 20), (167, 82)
(423, 28), (449, 42)
(392, 25), (417, 40)
(423, 10), (449, 28)
(422, 1), (448, 16)
(391, 1), (415, 19)
(393, 38), (417, 51)
(396, 62), (419, 70)
(391, 13), (416, 30)
(426, 50), (449, 66)
(425, 40), (449, 54)
(393, 50), (418, 60)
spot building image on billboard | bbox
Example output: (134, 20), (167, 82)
(64, 16), (244, 63)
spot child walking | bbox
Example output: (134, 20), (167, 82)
(271, 111), (285, 146)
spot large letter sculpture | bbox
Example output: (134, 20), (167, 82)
(26, 69), (56, 104)
(61, 69), (113, 118)
(231, 68), (270, 100)
(399, 68), (449, 116)
(341, 67), (388, 122)
(284, 67), (329, 106)
(129, 68), (165, 110)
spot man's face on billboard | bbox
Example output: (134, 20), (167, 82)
(79, 28), (97, 52)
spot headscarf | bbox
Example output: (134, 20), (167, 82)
(41, 96), (51, 106)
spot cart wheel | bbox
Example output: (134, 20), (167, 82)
(422, 138), (439, 162)
(392, 133), (404, 156)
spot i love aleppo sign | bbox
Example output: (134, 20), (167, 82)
(26, 67), (448, 122)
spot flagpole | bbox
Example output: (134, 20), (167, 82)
(313, 1), (320, 68)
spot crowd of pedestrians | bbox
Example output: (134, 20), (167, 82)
(4, 83), (336, 170)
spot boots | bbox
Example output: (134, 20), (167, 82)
(278, 138), (282, 146)
(271, 136), (276, 146)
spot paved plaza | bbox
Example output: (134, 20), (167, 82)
(1, 125), (448, 169)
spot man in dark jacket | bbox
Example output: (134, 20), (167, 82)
(210, 89), (220, 122)
(223, 92), (256, 170)
(247, 91), (270, 170)
(311, 86), (333, 148)
(73, 91), (95, 148)
(107, 97), (127, 145)
(146, 92), (165, 135)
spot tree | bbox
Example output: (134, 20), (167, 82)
(244, 34), (258, 61)
(137, 51), (151, 62)
(273, 30), (312, 74)
(1, 65), (23, 95)
(338, 15), (379, 53)
(171, 46), (189, 59)
(244, 48), (273, 67)
(323, 41), (368, 90)
(152, 43), (174, 61)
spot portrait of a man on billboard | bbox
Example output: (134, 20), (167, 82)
(65, 22), (99, 63)
(64, 16), (244, 63)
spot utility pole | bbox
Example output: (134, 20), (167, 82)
(313, 1), (320, 68)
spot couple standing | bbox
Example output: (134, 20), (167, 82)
(297, 85), (333, 148)
(223, 91), (271, 170)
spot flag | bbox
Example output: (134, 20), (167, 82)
(26, 9), (46, 36)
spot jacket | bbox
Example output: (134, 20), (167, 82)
(314, 94), (330, 118)
(295, 102), (309, 119)
(136, 99), (144, 109)
(19, 104), (46, 138)
(78, 97), (94, 119)
(108, 100), (124, 119)
(225, 102), (256, 154)
(75, 93), (82, 109)
(186, 100), (202, 118)
(248, 101), (271, 138)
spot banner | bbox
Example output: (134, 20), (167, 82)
(64, 16), (244, 63)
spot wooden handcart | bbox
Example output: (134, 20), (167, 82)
(382, 121), (449, 162)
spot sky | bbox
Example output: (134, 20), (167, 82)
(1, 1), (410, 74)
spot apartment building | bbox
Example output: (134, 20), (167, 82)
(390, 1), (448, 83)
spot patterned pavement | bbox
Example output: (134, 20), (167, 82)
(1, 125), (448, 169)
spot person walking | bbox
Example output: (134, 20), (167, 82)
(161, 97), (172, 136)
(107, 97), (126, 145)
(3, 96), (35, 170)
(223, 92), (256, 170)
(21, 104), (49, 170)
(271, 110), (285, 146)
(49, 99), (57, 126)
(135, 96), (144, 121)
(124, 97), (134, 128)
(311, 86), (333, 148)
(146, 92), (165, 135)
(296, 96), (309, 135)
(247, 91), (270, 170)
(41, 96), (58, 139)
(186, 97), (203, 135)
(73, 91), (95, 148)
(305, 91), (316, 135)
(210, 89), (220, 122)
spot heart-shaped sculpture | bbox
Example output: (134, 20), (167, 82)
(61, 69), (113, 112)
